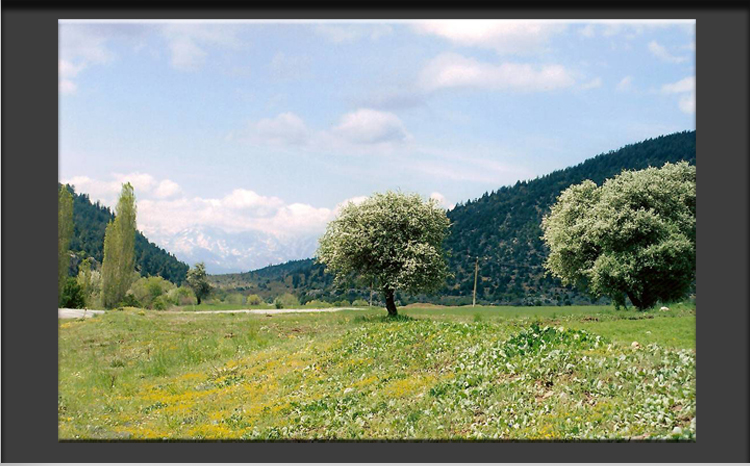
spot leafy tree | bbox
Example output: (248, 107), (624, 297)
(60, 277), (85, 309)
(58, 185), (74, 305)
(317, 191), (450, 316)
(186, 262), (211, 305)
(101, 183), (137, 308)
(541, 162), (696, 310)
(76, 257), (101, 308)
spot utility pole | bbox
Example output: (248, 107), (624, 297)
(472, 257), (479, 307)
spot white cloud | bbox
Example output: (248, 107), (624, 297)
(413, 20), (566, 54)
(160, 23), (242, 71)
(58, 23), (148, 94)
(246, 112), (311, 146)
(661, 76), (695, 115)
(221, 189), (284, 214)
(580, 77), (602, 90)
(154, 179), (182, 199)
(58, 57), (87, 95)
(314, 24), (393, 43)
(234, 108), (411, 151)
(59, 80), (77, 95)
(333, 109), (410, 144)
(578, 24), (596, 38)
(419, 53), (576, 93)
(678, 93), (696, 114)
(112, 172), (157, 194)
(64, 172), (340, 240)
(616, 76), (633, 92)
(59, 59), (86, 78)
(63, 172), (160, 206)
(648, 40), (688, 64)
(429, 192), (454, 210)
(270, 52), (312, 81)
(661, 76), (695, 94)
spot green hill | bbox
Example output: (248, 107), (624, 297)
(62, 184), (189, 284)
(214, 131), (696, 305)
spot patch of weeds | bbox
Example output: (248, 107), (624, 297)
(354, 314), (416, 324)
(503, 322), (606, 357)
(143, 401), (168, 414)
(208, 366), (245, 388)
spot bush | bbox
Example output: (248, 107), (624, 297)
(305, 299), (333, 308)
(246, 294), (263, 306)
(226, 293), (245, 306)
(333, 299), (350, 307)
(119, 293), (141, 308)
(152, 295), (171, 311)
(128, 276), (176, 309)
(352, 299), (369, 307)
(167, 286), (196, 306)
(273, 293), (300, 309)
(60, 277), (86, 309)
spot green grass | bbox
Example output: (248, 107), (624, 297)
(59, 304), (695, 440)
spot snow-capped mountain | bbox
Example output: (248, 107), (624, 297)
(148, 226), (320, 274)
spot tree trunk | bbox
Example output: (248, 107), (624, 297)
(196, 295), (201, 305)
(385, 288), (398, 317)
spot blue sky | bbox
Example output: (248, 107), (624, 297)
(59, 20), (696, 272)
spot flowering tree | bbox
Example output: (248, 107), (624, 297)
(317, 191), (451, 316)
(541, 162), (696, 310)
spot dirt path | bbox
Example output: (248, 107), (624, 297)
(58, 308), (106, 319)
(58, 307), (359, 319)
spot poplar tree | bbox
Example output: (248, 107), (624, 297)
(101, 183), (137, 308)
(58, 185), (74, 306)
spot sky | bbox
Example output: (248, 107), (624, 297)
(59, 20), (696, 273)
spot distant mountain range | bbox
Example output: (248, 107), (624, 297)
(209, 131), (697, 306)
(152, 226), (320, 275)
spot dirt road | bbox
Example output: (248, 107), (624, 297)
(58, 307), (358, 319)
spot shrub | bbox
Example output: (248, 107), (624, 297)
(352, 299), (369, 307)
(246, 294), (263, 306)
(119, 293), (141, 308)
(167, 286), (196, 306)
(226, 293), (244, 306)
(128, 276), (176, 309)
(152, 295), (171, 311)
(305, 299), (333, 308)
(60, 277), (86, 309)
(333, 299), (350, 307)
(274, 293), (300, 309)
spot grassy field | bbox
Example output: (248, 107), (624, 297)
(58, 303), (695, 441)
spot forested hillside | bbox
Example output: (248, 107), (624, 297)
(62, 184), (189, 284)
(214, 131), (696, 305)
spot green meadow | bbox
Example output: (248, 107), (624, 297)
(58, 304), (695, 441)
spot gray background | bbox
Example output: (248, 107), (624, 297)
(1, 5), (747, 462)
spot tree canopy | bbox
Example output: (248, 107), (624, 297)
(58, 185), (74, 305)
(316, 191), (451, 316)
(101, 183), (137, 308)
(186, 262), (211, 305)
(541, 161), (696, 310)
